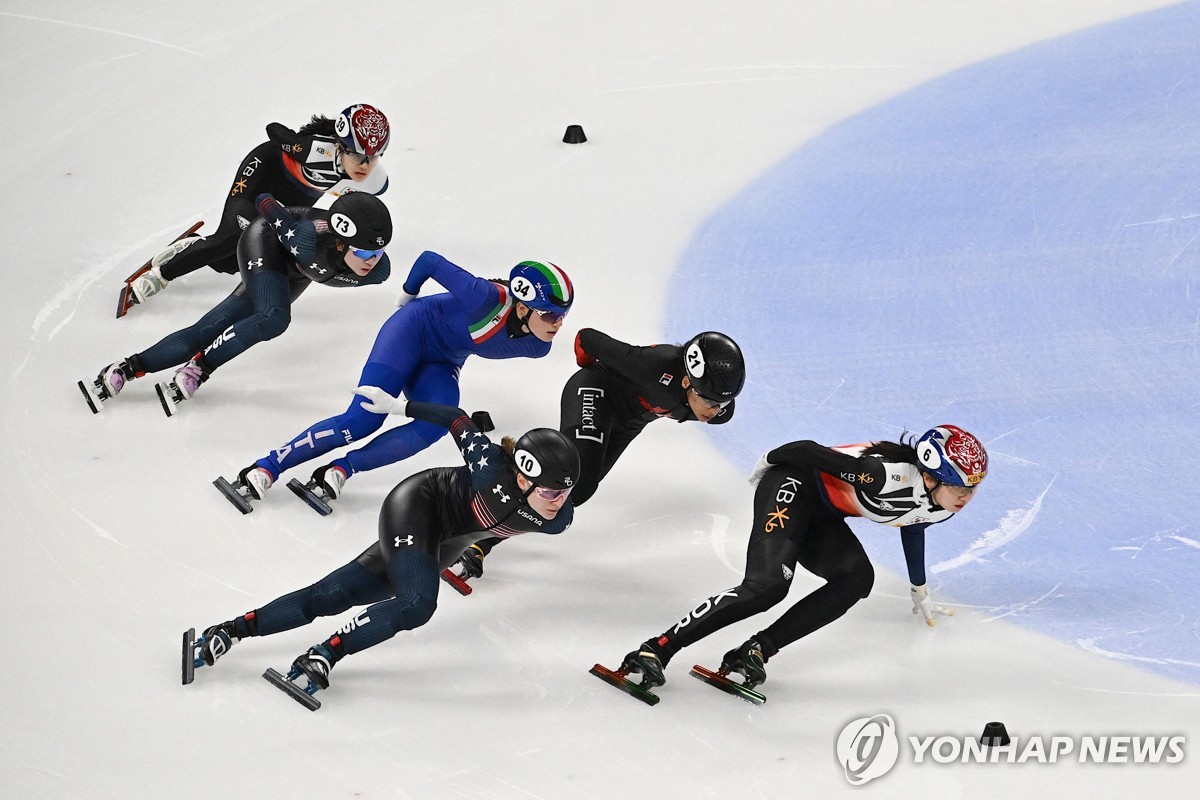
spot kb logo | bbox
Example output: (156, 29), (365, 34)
(836, 714), (899, 785)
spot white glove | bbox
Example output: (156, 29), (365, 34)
(910, 584), (954, 627)
(354, 385), (406, 415)
(396, 289), (419, 308)
(748, 452), (773, 485)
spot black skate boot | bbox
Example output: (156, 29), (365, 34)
(620, 639), (669, 688)
(440, 543), (488, 595)
(182, 618), (245, 685)
(591, 638), (671, 705)
(199, 620), (239, 666)
(293, 643), (337, 690)
(719, 638), (767, 686)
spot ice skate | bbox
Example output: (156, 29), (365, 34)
(718, 638), (767, 686)
(263, 644), (337, 711)
(78, 361), (131, 414)
(129, 265), (168, 304)
(689, 638), (768, 705)
(214, 465), (274, 514)
(286, 463), (347, 517)
(590, 639), (668, 706)
(117, 221), (203, 318)
(181, 621), (241, 685)
(440, 544), (485, 596)
(155, 359), (206, 417)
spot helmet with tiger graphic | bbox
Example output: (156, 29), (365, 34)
(335, 104), (390, 157)
(916, 425), (988, 487)
(508, 261), (574, 322)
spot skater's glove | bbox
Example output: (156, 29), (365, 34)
(748, 452), (773, 485)
(574, 334), (596, 367)
(255, 193), (284, 219)
(910, 584), (954, 627)
(354, 385), (406, 415)
(396, 289), (419, 308)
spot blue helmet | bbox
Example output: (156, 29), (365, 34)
(508, 261), (574, 317)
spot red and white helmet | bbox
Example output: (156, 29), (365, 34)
(335, 104), (390, 157)
(916, 425), (988, 487)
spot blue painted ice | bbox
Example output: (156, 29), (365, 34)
(671, 3), (1200, 683)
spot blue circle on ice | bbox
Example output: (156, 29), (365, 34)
(668, 3), (1200, 683)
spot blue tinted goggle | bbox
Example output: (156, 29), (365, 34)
(352, 247), (385, 260)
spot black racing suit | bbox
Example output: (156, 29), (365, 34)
(158, 122), (388, 280)
(472, 327), (735, 560)
(225, 402), (574, 660)
(648, 440), (955, 665)
(129, 195), (390, 376)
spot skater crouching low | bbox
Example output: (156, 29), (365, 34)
(184, 395), (579, 710)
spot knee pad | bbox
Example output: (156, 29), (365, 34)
(388, 589), (437, 630)
(309, 578), (357, 617)
(834, 560), (875, 601)
(256, 305), (292, 340)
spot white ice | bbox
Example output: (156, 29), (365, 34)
(2, 2), (1197, 798)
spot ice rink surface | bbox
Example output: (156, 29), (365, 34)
(2, 2), (1197, 798)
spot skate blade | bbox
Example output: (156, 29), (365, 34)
(116, 284), (138, 319)
(263, 668), (321, 711)
(286, 479), (333, 516)
(213, 477), (254, 514)
(77, 380), (102, 414)
(439, 569), (473, 596)
(182, 628), (197, 685)
(689, 665), (767, 705)
(589, 663), (660, 706)
(122, 221), (204, 282)
(155, 380), (180, 417)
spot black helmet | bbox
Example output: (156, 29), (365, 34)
(683, 331), (745, 401)
(328, 192), (392, 250)
(513, 428), (580, 490)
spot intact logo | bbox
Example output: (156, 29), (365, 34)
(836, 714), (900, 785)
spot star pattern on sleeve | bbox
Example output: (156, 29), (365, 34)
(461, 431), (496, 474)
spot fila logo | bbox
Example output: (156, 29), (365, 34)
(394, 535), (414, 547)
(659, 373), (673, 386)
(492, 484), (511, 503)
